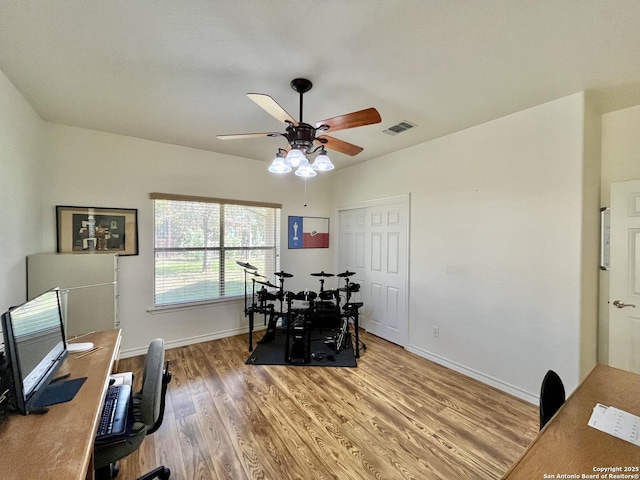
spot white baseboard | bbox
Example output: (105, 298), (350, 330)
(119, 325), (265, 359)
(406, 344), (538, 405)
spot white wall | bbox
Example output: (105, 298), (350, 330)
(37, 124), (335, 354)
(331, 93), (595, 400)
(601, 104), (640, 198)
(0, 69), (45, 312)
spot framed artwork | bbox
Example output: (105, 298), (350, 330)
(56, 205), (139, 255)
(288, 216), (329, 249)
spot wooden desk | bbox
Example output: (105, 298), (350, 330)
(0, 330), (121, 480)
(503, 364), (640, 479)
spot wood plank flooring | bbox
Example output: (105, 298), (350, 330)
(116, 330), (538, 479)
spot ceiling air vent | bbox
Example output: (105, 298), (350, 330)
(383, 121), (417, 136)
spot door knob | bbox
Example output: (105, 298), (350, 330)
(613, 300), (636, 308)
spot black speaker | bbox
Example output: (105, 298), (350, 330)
(290, 323), (310, 364)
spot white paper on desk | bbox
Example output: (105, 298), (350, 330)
(588, 403), (610, 429)
(588, 403), (640, 446)
(110, 371), (133, 386)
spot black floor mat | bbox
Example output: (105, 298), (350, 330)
(246, 328), (357, 367)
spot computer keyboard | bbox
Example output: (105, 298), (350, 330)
(96, 384), (131, 439)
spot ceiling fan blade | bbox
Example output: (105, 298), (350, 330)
(316, 135), (364, 156)
(247, 93), (298, 126)
(217, 132), (282, 140)
(316, 107), (381, 133)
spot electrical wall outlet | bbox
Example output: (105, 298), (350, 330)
(432, 326), (440, 337)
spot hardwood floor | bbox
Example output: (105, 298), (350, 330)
(116, 330), (538, 479)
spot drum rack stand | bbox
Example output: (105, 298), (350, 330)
(238, 262), (367, 359)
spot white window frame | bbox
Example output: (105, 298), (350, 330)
(150, 193), (281, 309)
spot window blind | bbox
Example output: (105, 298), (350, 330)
(152, 194), (281, 307)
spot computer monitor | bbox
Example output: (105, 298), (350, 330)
(1, 288), (68, 414)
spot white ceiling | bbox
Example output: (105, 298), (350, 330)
(2, 1), (640, 170)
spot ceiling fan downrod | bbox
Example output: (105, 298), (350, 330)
(290, 78), (313, 124)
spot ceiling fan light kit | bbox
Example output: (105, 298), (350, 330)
(285, 148), (306, 167)
(267, 149), (292, 174)
(218, 78), (381, 178)
(311, 148), (334, 171)
(294, 162), (317, 178)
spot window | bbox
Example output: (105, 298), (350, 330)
(151, 193), (281, 307)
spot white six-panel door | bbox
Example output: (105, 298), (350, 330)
(609, 180), (640, 373)
(339, 195), (409, 347)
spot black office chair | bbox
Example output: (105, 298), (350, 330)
(95, 338), (172, 480)
(539, 369), (565, 430)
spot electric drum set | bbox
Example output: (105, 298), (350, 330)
(236, 260), (365, 363)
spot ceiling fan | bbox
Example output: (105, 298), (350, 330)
(217, 78), (381, 176)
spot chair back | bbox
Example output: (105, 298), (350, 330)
(139, 338), (170, 430)
(539, 369), (565, 430)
